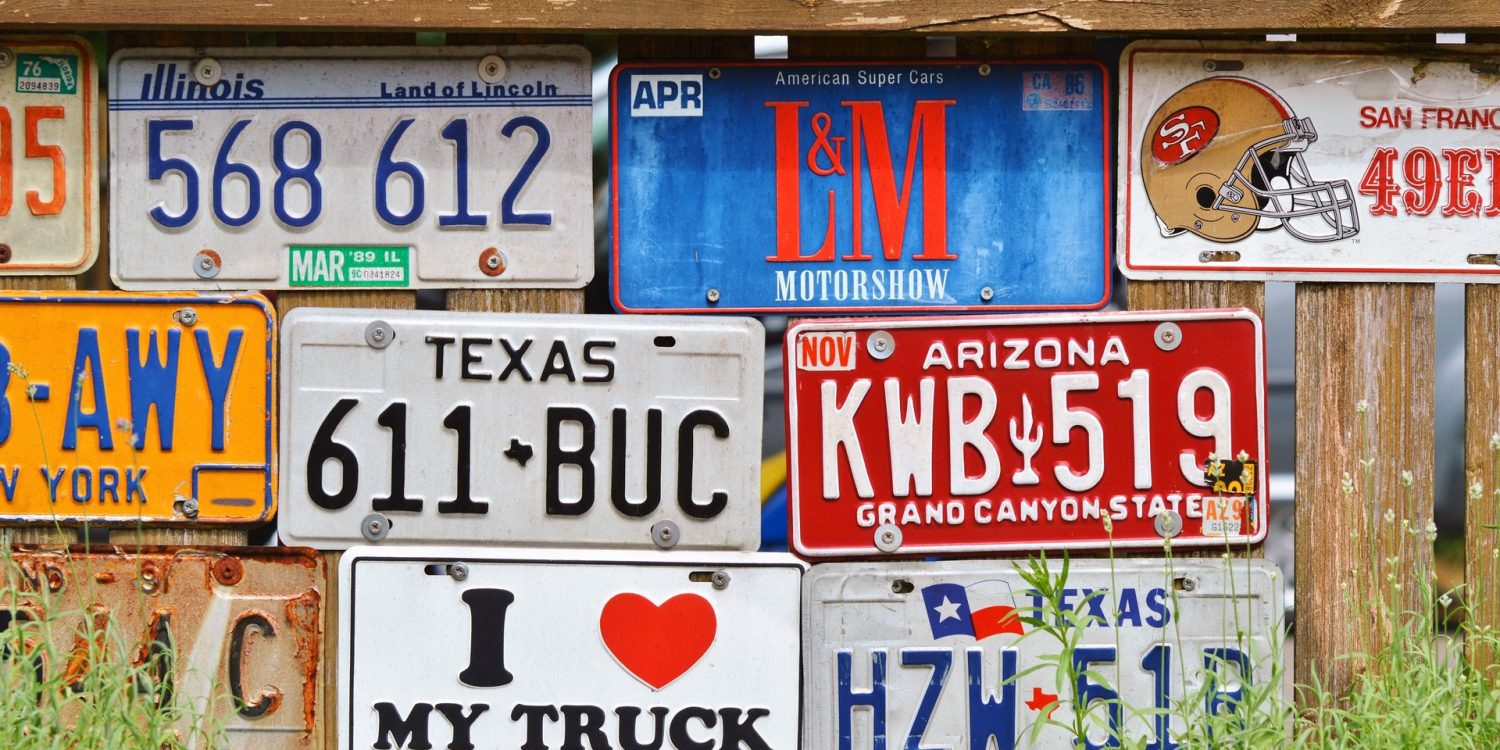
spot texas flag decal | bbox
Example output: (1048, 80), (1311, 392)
(921, 581), (1026, 640)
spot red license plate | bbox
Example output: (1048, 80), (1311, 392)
(785, 310), (1267, 557)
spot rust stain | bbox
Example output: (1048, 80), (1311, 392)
(93, 571), (115, 584)
(285, 588), (323, 732)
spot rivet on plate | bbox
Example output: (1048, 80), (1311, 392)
(173, 308), (198, 327)
(978, 63), (992, 76)
(362, 513), (391, 542)
(867, 331), (894, 360)
(138, 563), (160, 594)
(479, 247), (506, 277)
(478, 54), (506, 84)
(651, 520), (680, 549)
(1154, 509), (1183, 539)
(193, 249), (222, 279)
(706, 288), (721, 304)
(1154, 322), (1182, 352)
(710, 570), (730, 590)
(365, 320), (394, 349)
(708, 67), (721, 80)
(980, 286), (994, 302)
(193, 57), (222, 86)
(0, 244), (13, 264)
(0, 49), (13, 68)
(182, 498), (200, 519)
(448, 563), (469, 582)
(212, 557), (244, 586)
(874, 523), (903, 553)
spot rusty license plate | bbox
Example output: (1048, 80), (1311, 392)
(2, 546), (325, 748)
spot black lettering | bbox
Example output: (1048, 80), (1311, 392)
(719, 708), (773, 750)
(540, 340), (577, 382)
(616, 707), (668, 750)
(426, 336), (455, 380)
(546, 407), (595, 516)
(375, 702), (434, 750)
(461, 337), (493, 381)
(438, 405), (488, 514)
(561, 704), (610, 750)
(459, 589), (515, 688)
(512, 704), (560, 750)
(611, 407), (662, 517)
(677, 410), (730, 519)
(0, 609), (41, 687)
(499, 338), (534, 381)
(668, 706), (717, 750)
(582, 341), (616, 383)
(435, 703), (489, 750)
(229, 613), (277, 717)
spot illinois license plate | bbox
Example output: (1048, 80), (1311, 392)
(340, 548), (802, 750)
(611, 60), (1110, 314)
(804, 559), (1282, 750)
(4, 547), (325, 749)
(1123, 40), (1500, 281)
(108, 46), (591, 289)
(785, 310), (1266, 557)
(279, 309), (763, 550)
(0, 36), (98, 273)
(0, 292), (275, 525)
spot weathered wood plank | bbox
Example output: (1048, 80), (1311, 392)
(1294, 282), (1434, 702)
(0, 1), (1489, 34)
(1467, 284), (1500, 669)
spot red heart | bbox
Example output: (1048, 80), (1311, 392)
(599, 592), (717, 690)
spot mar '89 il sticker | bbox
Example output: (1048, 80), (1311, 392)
(1122, 40), (1500, 282)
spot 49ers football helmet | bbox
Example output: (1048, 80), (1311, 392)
(1140, 76), (1358, 243)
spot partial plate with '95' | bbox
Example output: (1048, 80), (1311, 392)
(279, 309), (764, 551)
(108, 46), (591, 290)
(786, 309), (1266, 557)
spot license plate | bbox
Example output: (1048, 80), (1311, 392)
(4, 547), (325, 749)
(108, 46), (591, 289)
(1123, 41), (1500, 281)
(0, 36), (98, 273)
(279, 309), (763, 550)
(804, 558), (1282, 750)
(0, 292), (274, 525)
(611, 61), (1110, 313)
(339, 547), (802, 750)
(785, 310), (1266, 557)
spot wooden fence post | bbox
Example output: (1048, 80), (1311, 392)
(1467, 285), (1500, 669)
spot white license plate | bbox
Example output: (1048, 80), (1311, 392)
(279, 309), (764, 550)
(108, 46), (591, 289)
(340, 548), (803, 750)
(0, 36), (98, 273)
(804, 559), (1282, 749)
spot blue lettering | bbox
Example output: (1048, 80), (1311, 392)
(99, 468), (120, 503)
(1079, 588), (1108, 626)
(63, 329), (113, 451)
(966, 647), (1017, 750)
(632, 80), (657, 110)
(838, 648), (887, 750)
(1073, 646), (1121, 749)
(1141, 644), (1178, 750)
(899, 649), (950, 750)
(1145, 588), (1171, 628)
(125, 468), (148, 504)
(1116, 588), (1142, 628)
(71, 467), (92, 503)
(0, 466), (17, 501)
(1203, 647), (1251, 738)
(39, 467), (63, 502)
(658, 80), (678, 104)
(127, 328), (180, 451)
(195, 329), (243, 451)
(680, 80), (702, 108)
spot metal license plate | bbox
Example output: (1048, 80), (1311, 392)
(1122, 40), (1500, 281)
(4, 546), (325, 749)
(340, 547), (802, 750)
(0, 36), (98, 273)
(279, 309), (763, 550)
(0, 292), (275, 525)
(786, 310), (1266, 557)
(805, 559), (1282, 750)
(109, 46), (591, 290)
(611, 60), (1110, 314)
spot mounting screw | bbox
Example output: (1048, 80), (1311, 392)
(710, 570), (730, 590)
(173, 308), (198, 326)
(1179, 576), (1198, 592)
(212, 556), (244, 586)
(1154, 322), (1182, 351)
(361, 513), (391, 542)
(651, 520), (680, 549)
(448, 563), (469, 582)
(978, 63), (992, 76)
(194, 250), (222, 279)
(182, 498), (199, 519)
(478, 54), (506, 84)
(708, 67), (721, 80)
(867, 331), (894, 360)
(193, 57), (222, 86)
(365, 320), (394, 349)
(1203, 60), (1218, 72)
(874, 523), (903, 553)
(980, 286), (994, 302)
(0, 49), (12, 68)
(1154, 509), (1183, 539)
(138, 563), (160, 594)
(705, 288), (721, 304)
(0, 244), (13, 264)
(479, 247), (507, 277)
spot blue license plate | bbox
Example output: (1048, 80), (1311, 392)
(611, 60), (1111, 314)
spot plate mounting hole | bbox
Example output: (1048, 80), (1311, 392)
(688, 571), (714, 583)
(654, 335), (676, 348)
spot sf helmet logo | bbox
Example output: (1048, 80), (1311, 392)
(1152, 106), (1219, 164)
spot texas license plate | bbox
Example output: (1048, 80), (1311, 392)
(1123, 40), (1500, 281)
(611, 60), (1110, 313)
(0, 292), (275, 525)
(340, 548), (802, 750)
(4, 547), (325, 749)
(108, 46), (591, 289)
(279, 309), (763, 550)
(785, 310), (1267, 557)
(804, 559), (1282, 750)
(0, 36), (98, 273)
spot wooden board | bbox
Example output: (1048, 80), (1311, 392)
(1467, 284), (1500, 668)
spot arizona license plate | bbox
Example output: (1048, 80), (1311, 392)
(4, 547), (325, 749)
(0, 36), (98, 273)
(279, 309), (763, 550)
(340, 548), (802, 750)
(785, 310), (1267, 557)
(108, 46), (591, 289)
(611, 60), (1110, 313)
(0, 292), (275, 525)
(804, 559), (1282, 750)
(1123, 40), (1500, 281)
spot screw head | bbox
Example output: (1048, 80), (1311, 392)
(182, 498), (200, 519)
(138, 563), (160, 594)
(710, 570), (730, 590)
(867, 331), (895, 360)
(479, 247), (507, 277)
(212, 556), (244, 586)
(1203, 60), (1218, 72)
(980, 286), (994, 302)
(706, 288), (721, 304)
(193, 250), (221, 279)
(708, 67), (722, 80)
(0, 49), (13, 68)
(361, 513), (391, 542)
(978, 63), (992, 76)
(193, 57), (222, 86)
(0, 244), (13, 264)
(478, 54), (507, 84)
(1179, 576), (1198, 592)
(448, 563), (470, 582)
(651, 520), (680, 549)
(1154, 322), (1183, 352)
(365, 320), (395, 349)
(173, 308), (198, 327)
(873, 523), (903, 553)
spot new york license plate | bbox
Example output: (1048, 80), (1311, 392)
(108, 46), (592, 289)
(1123, 40), (1500, 281)
(279, 309), (763, 550)
(340, 548), (802, 750)
(0, 293), (275, 525)
(4, 547), (325, 749)
(804, 559), (1282, 750)
(611, 60), (1110, 313)
(0, 36), (98, 273)
(785, 310), (1267, 557)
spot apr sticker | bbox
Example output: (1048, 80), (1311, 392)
(16, 53), (79, 94)
(288, 245), (409, 287)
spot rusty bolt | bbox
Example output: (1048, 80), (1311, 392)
(0, 244), (13, 264)
(138, 562), (160, 594)
(479, 247), (507, 277)
(212, 556), (244, 586)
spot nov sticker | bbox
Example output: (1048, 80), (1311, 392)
(16, 53), (79, 94)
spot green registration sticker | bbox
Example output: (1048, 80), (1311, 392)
(289, 245), (410, 288)
(16, 53), (79, 95)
